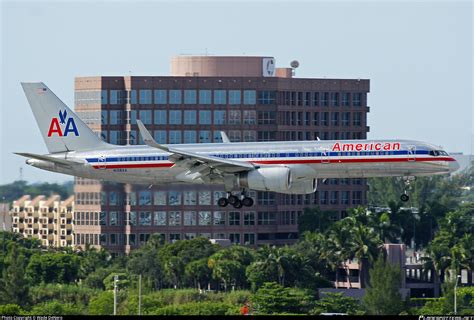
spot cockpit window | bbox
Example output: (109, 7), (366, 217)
(429, 150), (448, 156)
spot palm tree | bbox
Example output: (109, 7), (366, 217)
(326, 220), (354, 288)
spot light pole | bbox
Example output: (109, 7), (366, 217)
(454, 274), (461, 315)
(114, 275), (119, 315)
(138, 274), (142, 315)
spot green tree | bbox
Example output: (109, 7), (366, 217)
(362, 256), (404, 315)
(184, 258), (212, 290)
(88, 291), (114, 315)
(298, 207), (336, 234)
(310, 292), (363, 315)
(208, 246), (254, 291)
(0, 304), (25, 315)
(252, 282), (313, 315)
(26, 252), (80, 285)
(0, 243), (28, 305)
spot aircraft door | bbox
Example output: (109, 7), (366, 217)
(98, 155), (107, 169)
(407, 145), (416, 162)
(321, 148), (330, 164)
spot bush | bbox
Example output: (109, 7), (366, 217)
(252, 282), (314, 315)
(27, 300), (80, 315)
(0, 304), (25, 315)
(88, 291), (114, 315)
(149, 301), (237, 315)
(29, 283), (99, 307)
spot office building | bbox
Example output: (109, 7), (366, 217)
(73, 56), (370, 253)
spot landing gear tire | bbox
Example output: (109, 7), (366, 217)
(217, 197), (229, 207)
(400, 194), (409, 202)
(228, 195), (239, 205)
(232, 199), (243, 208)
(242, 197), (254, 207)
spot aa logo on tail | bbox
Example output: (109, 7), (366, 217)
(47, 109), (79, 137)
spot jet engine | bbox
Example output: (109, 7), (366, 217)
(282, 178), (317, 194)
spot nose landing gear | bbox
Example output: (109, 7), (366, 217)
(217, 190), (254, 208)
(400, 176), (415, 202)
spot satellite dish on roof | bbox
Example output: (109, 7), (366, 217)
(290, 60), (300, 68)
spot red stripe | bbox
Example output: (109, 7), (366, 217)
(92, 157), (455, 170)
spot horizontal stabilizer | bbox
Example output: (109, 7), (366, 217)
(14, 152), (82, 166)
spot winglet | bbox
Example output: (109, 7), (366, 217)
(136, 120), (170, 152)
(220, 131), (231, 143)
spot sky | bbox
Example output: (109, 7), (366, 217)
(1, 0), (472, 184)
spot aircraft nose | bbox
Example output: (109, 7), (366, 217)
(449, 159), (460, 173)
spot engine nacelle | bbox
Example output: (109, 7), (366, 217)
(281, 179), (317, 194)
(239, 167), (291, 192)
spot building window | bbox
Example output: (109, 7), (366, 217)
(353, 112), (362, 126)
(258, 212), (276, 225)
(129, 211), (137, 226)
(184, 191), (197, 205)
(154, 131), (167, 144)
(244, 211), (255, 225)
(243, 130), (256, 142)
(341, 92), (350, 106)
(169, 131), (181, 144)
(184, 211), (197, 226)
(214, 90), (226, 104)
(100, 212), (107, 226)
(244, 233), (255, 245)
(101, 110), (108, 125)
(228, 110), (241, 125)
(342, 112), (350, 126)
(319, 191), (328, 205)
(198, 191), (211, 205)
(199, 90), (211, 104)
(257, 131), (276, 141)
(154, 110), (167, 125)
(229, 211), (240, 225)
(257, 111), (275, 125)
(128, 234), (136, 245)
(331, 112), (339, 126)
(183, 130), (196, 143)
(243, 110), (256, 124)
(169, 90), (182, 104)
(185, 233), (196, 240)
(321, 92), (328, 106)
(169, 233), (180, 242)
(214, 110), (226, 125)
(229, 90), (241, 105)
(101, 90), (108, 105)
(139, 191), (152, 206)
(100, 233), (107, 245)
(139, 110), (152, 125)
(229, 233), (240, 244)
(321, 112), (329, 126)
(352, 92), (362, 106)
(169, 110), (182, 125)
(169, 211), (181, 226)
(213, 211), (226, 225)
(139, 211), (152, 226)
(243, 90), (256, 105)
(330, 191), (339, 205)
(257, 91), (276, 105)
(139, 90), (152, 104)
(213, 131), (223, 143)
(199, 131), (211, 143)
(199, 110), (211, 125)
(228, 130), (241, 142)
(352, 191), (362, 204)
(331, 92), (339, 106)
(109, 110), (123, 125)
(184, 90), (197, 104)
(154, 90), (167, 104)
(109, 131), (121, 144)
(184, 110), (197, 125)
(110, 90), (126, 105)
(341, 191), (350, 205)
(198, 211), (211, 225)
(130, 90), (137, 104)
(110, 211), (118, 226)
(257, 192), (275, 205)
(139, 233), (150, 244)
(154, 211), (166, 225)
(168, 191), (182, 205)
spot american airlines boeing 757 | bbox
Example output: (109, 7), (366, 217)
(17, 83), (459, 208)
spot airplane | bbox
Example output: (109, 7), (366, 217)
(16, 82), (460, 209)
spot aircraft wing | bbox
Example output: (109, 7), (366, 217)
(136, 121), (255, 178)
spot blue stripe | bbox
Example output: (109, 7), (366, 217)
(85, 150), (430, 163)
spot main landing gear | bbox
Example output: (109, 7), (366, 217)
(217, 190), (254, 208)
(400, 176), (415, 202)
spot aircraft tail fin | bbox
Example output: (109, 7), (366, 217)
(21, 82), (110, 153)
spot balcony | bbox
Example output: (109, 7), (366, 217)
(66, 225), (73, 230)
(66, 212), (73, 219)
(48, 234), (55, 241)
(66, 235), (73, 242)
